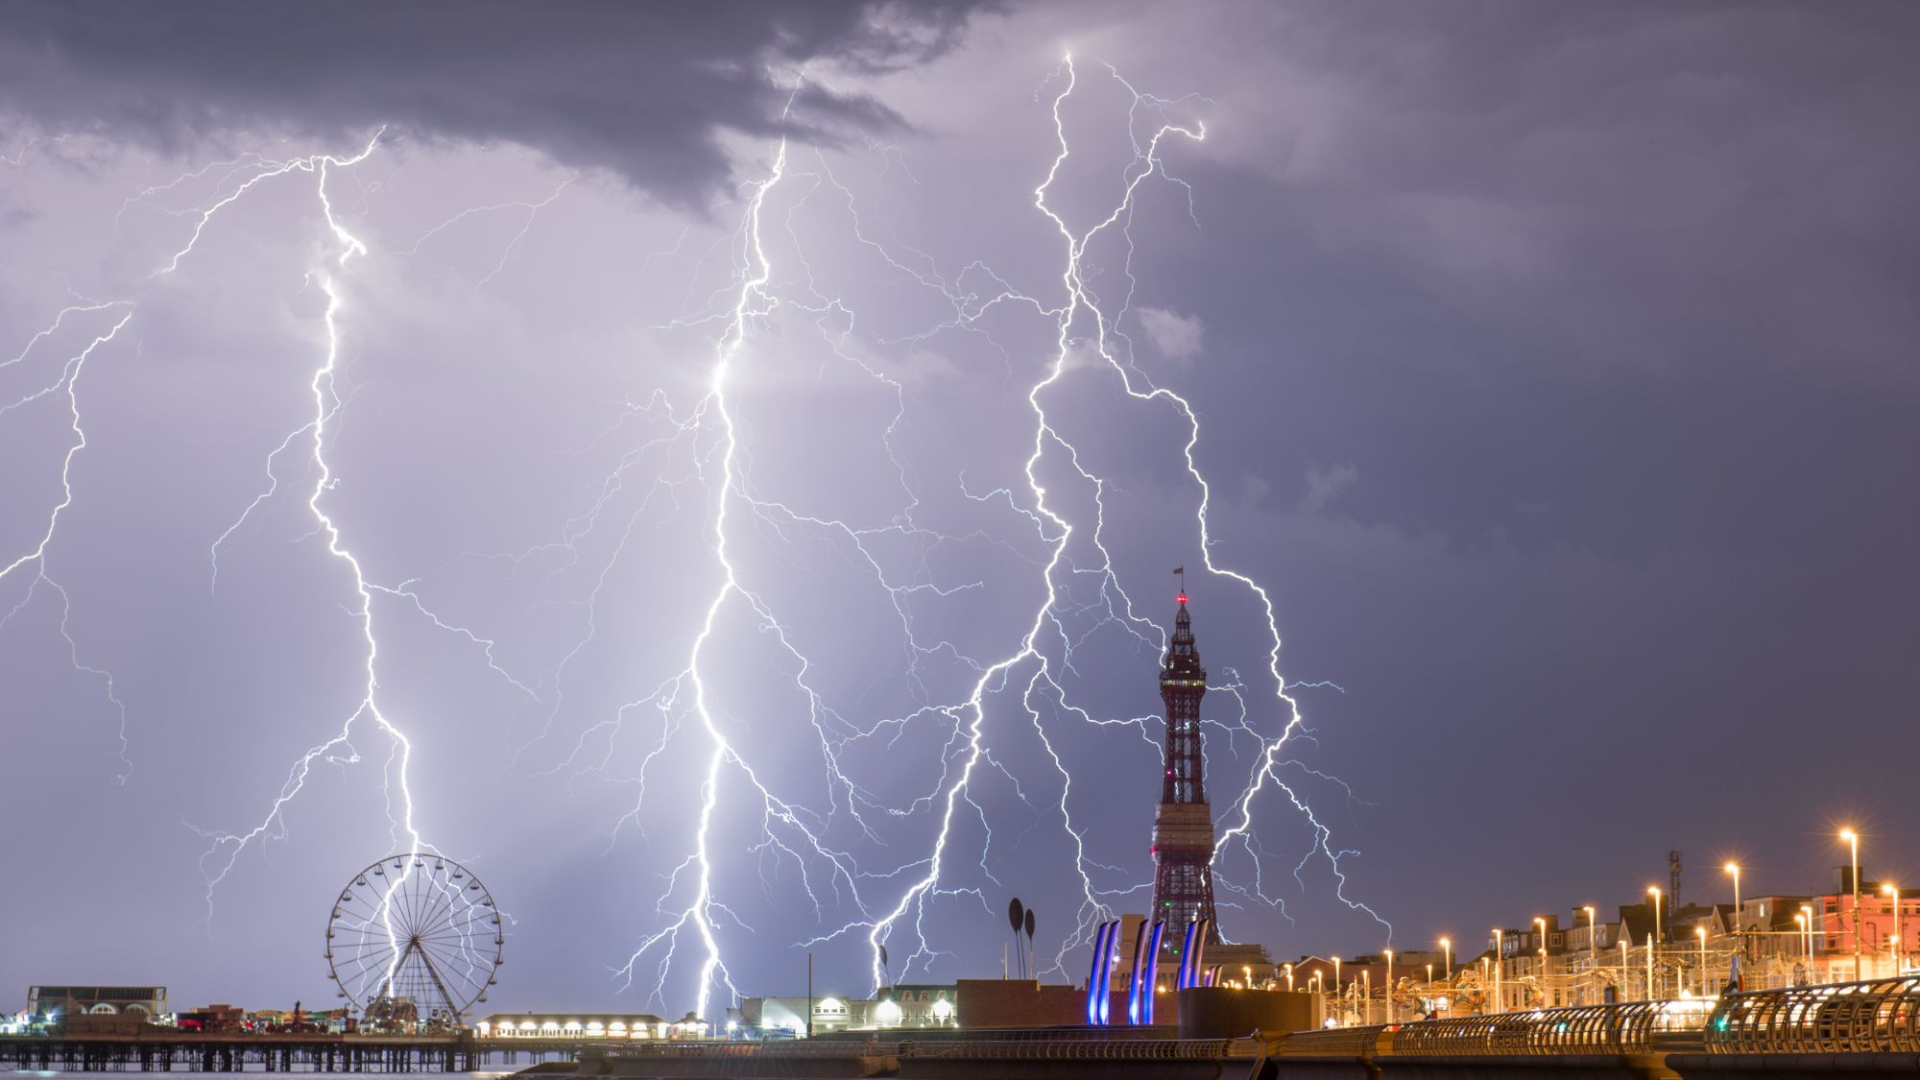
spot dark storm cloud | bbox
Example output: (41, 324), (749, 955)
(0, 0), (999, 207)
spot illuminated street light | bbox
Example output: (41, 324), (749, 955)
(1841, 829), (1861, 976)
(1440, 937), (1452, 982)
(1285, 963), (1295, 992)
(1724, 863), (1743, 958)
(1534, 917), (1549, 987)
(1583, 906), (1598, 971)
(1384, 950), (1395, 1023)
(1697, 927), (1709, 997)
(1883, 884), (1901, 973)
(1492, 929), (1504, 1014)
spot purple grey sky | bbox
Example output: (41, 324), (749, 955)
(2, 1), (1917, 1018)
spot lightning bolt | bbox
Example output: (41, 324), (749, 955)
(1, 301), (137, 782)
(121, 133), (443, 964)
(600, 53), (1389, 1014)
(6, 49), (1388, 1021)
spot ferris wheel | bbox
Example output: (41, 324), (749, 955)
(326, 854), (502, 1026)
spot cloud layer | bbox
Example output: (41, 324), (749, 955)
(0, 0), (995, 207)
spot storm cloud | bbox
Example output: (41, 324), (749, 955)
(0, 1), (996, 207)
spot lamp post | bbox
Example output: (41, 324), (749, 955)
(1332, 956), (1342, 1002)
(1584, 906), (1599, 965)
(1384, 950), (1393, 1023)
(1536, 907), (1551, 991)
(1794, 913), (1807, 970)
(1841, 828), (1861, 978)
(1648, 887), (1662, 1000)
(1697, 927), (1709, 996)
(1492, 930), (1503, 1014)
(1800, 903), (1817, 973)
(1724, 863), (1743, 958)
(1883, 884), (1901, 974)
(1285, 963), (1295, 992)
(1440, 937), (1452, 983)
(1618, 940), (1629, 1000)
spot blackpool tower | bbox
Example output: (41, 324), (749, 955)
(1149, 587), (1221, 944)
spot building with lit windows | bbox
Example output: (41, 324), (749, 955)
(25, 986), (168, 1024)
(734, 986), (957, 1036)
(475, 1013), (668, 1039)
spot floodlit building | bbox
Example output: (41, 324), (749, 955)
(474, 1013), (669, 1039)
(25, 986), (168, 1024)
(734, 987), (958, 1036)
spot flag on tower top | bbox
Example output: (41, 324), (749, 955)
(1172, 566), (1183, 575)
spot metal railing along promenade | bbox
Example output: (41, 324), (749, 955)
(1705, 976), (1920, 1054)
(1387, 1000), (1710, 1056)
(1277, 1000), (1713, 1059)
(1273, 1024), (1387, 1057)
(896, 1036), (1234, 1059)
(609, 1032), (1235, 1061)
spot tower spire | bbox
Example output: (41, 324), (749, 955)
(1149, 590), (1220, 944)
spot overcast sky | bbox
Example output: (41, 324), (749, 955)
(2, 1), (1916, 1018)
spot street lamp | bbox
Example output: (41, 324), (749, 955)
(1883, 884), (1901, 973)
(1440, 937), (1452, 982)
(1332, 956), (1342, 999)
(1384, 950), (1393, 1023)
(1724, 863), (1743, 957)
(1794, 913), (1808, 967)
(1285, 963), (1295, 992)
(1492, 930), (1504, 1014)
(1648, 887), (1662, 1000)
(1841, 828), (1861, 977)
(1534, 916), (1549, 992)
(1618, 940), (1630, 1000)
(1799, 903), (1815, 964)
(1697, 927), (1709, 997)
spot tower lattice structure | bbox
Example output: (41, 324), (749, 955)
(1149, 592), (1220, 945)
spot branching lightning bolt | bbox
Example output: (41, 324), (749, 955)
(2, 301), (137, 782)
(5, 51), (1391, 1021)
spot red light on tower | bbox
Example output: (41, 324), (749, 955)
(1176, 592), (1188, 605)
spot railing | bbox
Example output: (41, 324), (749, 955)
(898, 1037), (1233, 1059)
(1705, 977), (1920, 1054)
(1384, 1000), (1708, 1056)
(610, 1034), (1233, 1060)
(1278, 1001), (1712, 1060)
(1273, 1025), (1386, 1056)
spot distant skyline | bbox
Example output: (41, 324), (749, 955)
(2, 1), (1916, 1017)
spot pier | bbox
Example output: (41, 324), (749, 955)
(0, 1033), (593, 1073)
